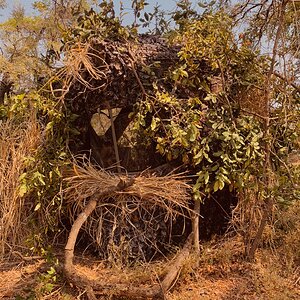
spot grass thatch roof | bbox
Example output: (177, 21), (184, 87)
(62, 35), (181, 115)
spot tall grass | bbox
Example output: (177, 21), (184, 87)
(0, 114), (42, 258)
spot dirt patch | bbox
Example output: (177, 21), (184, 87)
(0, 239), (299, 300)
(0, 260), (44, 299)
(167, 276), (237, 300)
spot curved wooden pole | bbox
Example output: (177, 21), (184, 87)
(65, 178), (135, 274)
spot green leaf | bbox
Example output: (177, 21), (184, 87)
(19, 172), (27, 181)
(203, 151), (212, 163)
(18, 184), (28, 197)
(193, 190), (202, 201)
(213, 180), (219, 192)
(33, 171), (46, 185)
(180, 135), (189, 148)
(188, 124), (198, 142)
(194, 149), (203, 165)
(181, 69), (188, 78)
(45, 121), (54, 132)
(204, 172), (209, 184)
(150, 117), (157, 131)
(47, 267), (56, 275)
(69, 128), (81, 135)
(44, 283), (54, 292)
(150, 118), (160, 131)
(34, 203), (41, 211)
(211, 164), (219, 171)
(204, 93), (217, 103)
(219, 179), (225, 190)
(213, 151), (223, 157)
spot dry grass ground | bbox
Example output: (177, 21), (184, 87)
(168, 239), (300, 300)
(1, 198), (300, 299)
(1, 233), (299, 300)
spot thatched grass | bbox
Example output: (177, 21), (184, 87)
(63, 159), (192, 263)
(0, 115), (42, 258)
(50, 42), (109, 99)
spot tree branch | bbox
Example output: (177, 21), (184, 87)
(273, 71), (300, 93)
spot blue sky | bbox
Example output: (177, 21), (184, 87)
(0, 0), (201, 22)
(0, 1), (33, 20)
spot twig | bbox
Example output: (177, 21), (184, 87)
(12, 251), (43, 262)
(270, 149), (297, 188)
(273, 71), (300, 93)
(128, 48), (147, 97)
(108, 106), (121, 173)
(241, 108), (267, 120)
(192, 200), (200, 253)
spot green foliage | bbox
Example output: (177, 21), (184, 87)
(135, 90), (264, 201)
(0, 91), (75, 240)
(172, 12), (266, 93)
(0, 8), (54, 89)
(133, 12), (268, 201)
(63, 3), (132, 45)
(15, 264), (59, 299)
(172, 0), (201, 30)
(38, 266), (58, 295)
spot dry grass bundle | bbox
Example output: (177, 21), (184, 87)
(229, 188), (264, 254)
(0, 114), (42, 258)
(52, 42), (109, 98)
(63, 159), (192, 263)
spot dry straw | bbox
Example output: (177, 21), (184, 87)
(63, 159), (192, 262)
(49, 42), (109, 99)
(0, 114), (42, 258)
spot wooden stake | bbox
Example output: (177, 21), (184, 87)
(108, 106), (121, 174)
(192, 200), (200, 253)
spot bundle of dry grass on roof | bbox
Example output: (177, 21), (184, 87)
(63, 158), (192, 263)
